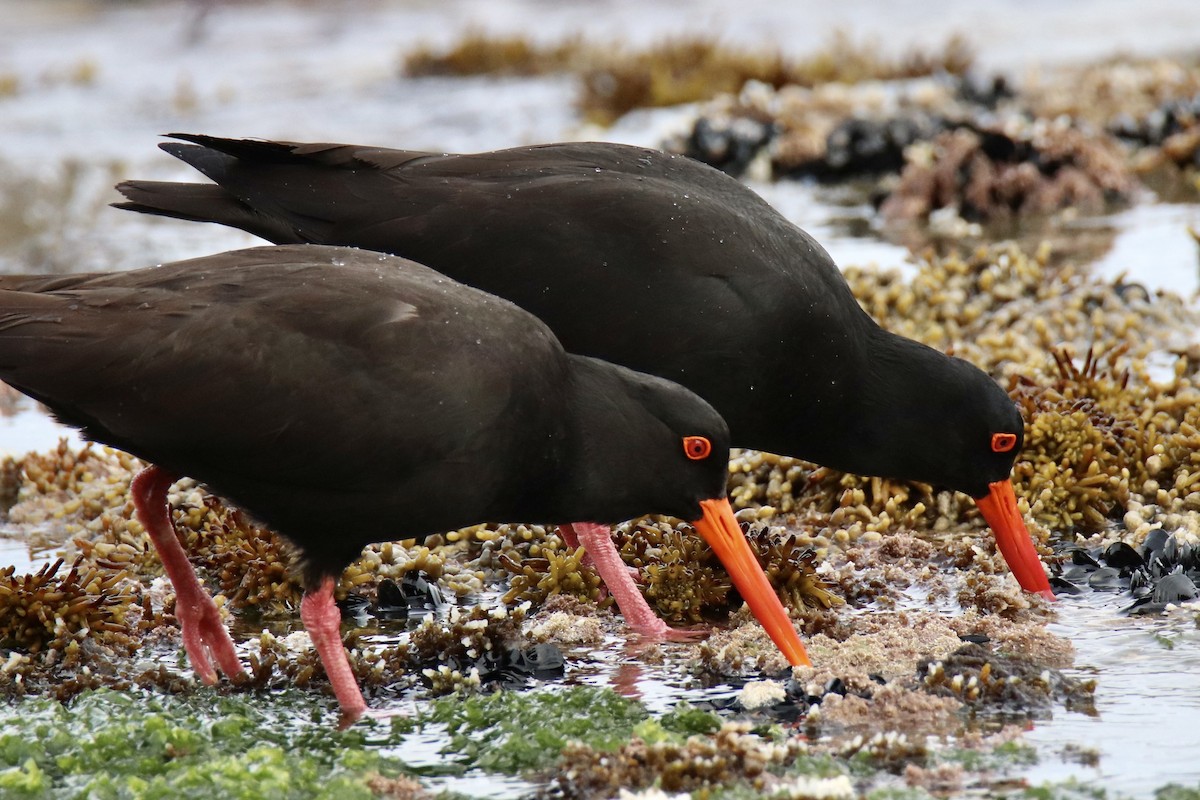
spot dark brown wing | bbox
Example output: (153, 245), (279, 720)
(0, 245), (569, 555)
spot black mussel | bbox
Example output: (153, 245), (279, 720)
(1050, 576), (1084, 594)
(1152, 571), (1199, 604)
(1087, 567), (1124, 592)
(1060, 565), (1097, 583)
(1123, 597), (1168, 616)
(1163, 535), (1182, 564)
(372, 579), (409, 618)
(1141, 529), (1170, 562)
(1103, 541), (1143, 570)
(372, 572), (446, 619)
(470, 642), (567, 690)
(337, 592), (371, 619)
(1129, 568), (1153, 597)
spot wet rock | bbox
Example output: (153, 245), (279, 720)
(918, 642), (1096, 714)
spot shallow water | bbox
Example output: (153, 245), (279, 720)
(1024, 593), (1200, 794)
(4, 1), (1200, 797)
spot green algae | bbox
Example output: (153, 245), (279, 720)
(426, 685), (646, 773)
(1015, 781), (1110, 800)
(655, 703), (723, 737)
(1157, 786), (1200, 800)
(0, 689), (404, 800)
(865, 790), (938, 800)
(938, 740), (1039, 771)
(992, 781), (1200, 800)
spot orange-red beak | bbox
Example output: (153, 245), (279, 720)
(975, 479), (1055, 600)
(694, 498), (811, 666)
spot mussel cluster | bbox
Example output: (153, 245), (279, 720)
(1056, 530), (1200, 614)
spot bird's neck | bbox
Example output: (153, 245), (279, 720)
(765, 324), (956, 480)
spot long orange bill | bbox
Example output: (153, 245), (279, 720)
(693, 497), (811, 667)
(975, 479), (1055, 600)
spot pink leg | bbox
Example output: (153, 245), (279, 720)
(132, 466), (246, 683)
(557, 523), (581, 549)
(300, 577), (368, 724)
(558, 523), (639, 579)
(569, 522), (705, 642)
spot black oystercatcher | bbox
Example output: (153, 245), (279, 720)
(0, 244), (808, 722)
(115, 136), (1053, 598)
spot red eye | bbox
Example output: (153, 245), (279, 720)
(991, 432), (1017, 453)
(683, 436), (712, 460)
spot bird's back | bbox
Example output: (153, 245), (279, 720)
(116, 138), (876, 453)
(0, 245), (570, 564)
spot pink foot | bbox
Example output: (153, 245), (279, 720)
(132, 466), (246, 684)
(301, 577), (368, 723)
(569, 522), (708, 642)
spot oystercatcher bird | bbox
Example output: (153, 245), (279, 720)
(0, 244), (807, 723)
(115, 136), (1053, 598)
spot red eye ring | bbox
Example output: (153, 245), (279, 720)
(991, 432), (1017, 453)
(683, 436), (712, 460)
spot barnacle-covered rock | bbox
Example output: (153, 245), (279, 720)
(407, 604), (557, 695)
(814, 683), (964, 736)
(918, 642), (1096, 713)
(1025, 58), (1200, 130)
(880, 120), (1137, 225)
(529, 609), (606, 647)
(955, 570), (1036, 618)
(1024, 56), (1200, 188)
(546, 720), (807, 798)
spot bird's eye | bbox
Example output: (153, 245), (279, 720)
(683, 436), (712, 460)
(991, 432), (1017, 453)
